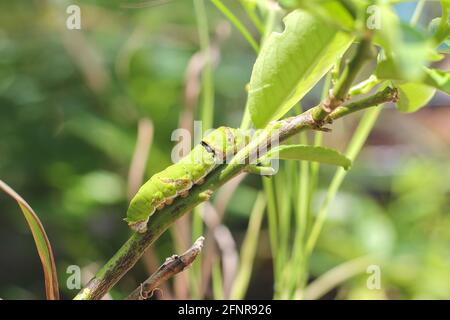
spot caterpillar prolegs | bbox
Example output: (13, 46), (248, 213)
(125, 127), (250, 233)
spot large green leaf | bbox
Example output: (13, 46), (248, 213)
(0, 180), (60, 300)
(247, 9), (353, 128)
(265, 145), (352, 169)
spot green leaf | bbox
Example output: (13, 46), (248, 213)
(374, 5), (433, 82)
(0, 180), (60, 300)
(247, 9), (353, 128)
(265, 145), (352, 170)
(377, 59), (450, 95)
(396, 82), (436, 113)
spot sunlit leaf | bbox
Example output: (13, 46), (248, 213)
(247, 9), (353, 128)
(0, 180), (59, 300)
(374, 5), (433, 82)
(280, 0), (356, 29)
(265, 144), (352, 169)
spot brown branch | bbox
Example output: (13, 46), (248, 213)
(126, 236), (205, 300)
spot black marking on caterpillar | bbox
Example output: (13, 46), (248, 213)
(125, 127), (249, 233)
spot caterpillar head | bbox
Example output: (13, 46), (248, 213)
(202, 127), (250, 162)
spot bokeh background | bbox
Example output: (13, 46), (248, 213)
(0, 0), (449, 299)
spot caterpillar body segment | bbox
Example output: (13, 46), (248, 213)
(125, 127), (249, 233)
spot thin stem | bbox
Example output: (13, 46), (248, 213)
(240, 101), (252, 130)
(308, 73), (332, 213)
(194, 0), (214, 130)
(189, 208), (203, 298)
(411, 0), (426, 27)
(327, 86), (398, 121)
(262, 1), (279, 44)
(212, 260), (225, 299)
(210, 0), (260, 53)
(230, 192), (266, 299)
(239, 0), (264, 33)
(263, 178), (279, 281)
(192, 0), (213, 298)
(349, 75), (380, 96)
(306, 106), (383, 256)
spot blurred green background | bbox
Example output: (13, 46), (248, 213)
(0, 0), (449, 299)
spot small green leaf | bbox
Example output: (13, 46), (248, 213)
(396, 82), (436, 113)
(247, 9), (353, 128)
(265, 145), (352, 170)
(374, 5), (433, 82)
(377, 59), (450, 95)
(0, 180), (60, 300)
(429, 17), (450, 45)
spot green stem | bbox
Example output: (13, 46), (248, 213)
(263, 177), (279, 286)
(190, 207), (203, 298)
(262, 1), (279, 44)
(239, 0), (264, 33)
(212, 260), (225, 299)
(327, 86), (398, 121)
(194, 0), (214, 130)
(308, 72), (332, 216)
(305, 106), (383, 257)
(210, 0), (260, 53)
(230, 192), (266, 299)
(240, 102), (252, 130)
(349, 75), (380, 96)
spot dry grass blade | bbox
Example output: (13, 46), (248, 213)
(201, 203), (238, 299)
(304, 255), (375, 300)
(127, 236), (205, 300)
(127, 117), (173, 298)
(0, 180), (59, 300)
(127, 118), (154, 200)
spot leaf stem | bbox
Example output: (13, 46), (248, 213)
(312, 31), (374, 121)
(305, 106), (383, 256)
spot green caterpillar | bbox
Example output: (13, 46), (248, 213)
(125, 127), (250, 233)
